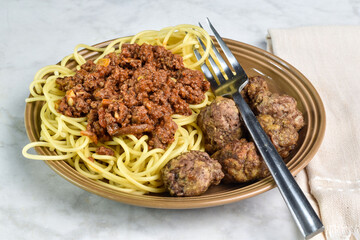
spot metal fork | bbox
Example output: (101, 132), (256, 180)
(194, 18), (324, 239)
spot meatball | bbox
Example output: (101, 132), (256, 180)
(197, 96), (242, 153)
(255, 93), (304, 126)
(242, 76), (305, 131)
(242, 75), (269, 101)
(161, 151), (224, 197)
(257, 114), (299, 158)
(212, 139), (268, 183)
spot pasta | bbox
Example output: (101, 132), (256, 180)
(22, 24), (215, 195)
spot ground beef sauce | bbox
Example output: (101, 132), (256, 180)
(56, 43), (210, 150)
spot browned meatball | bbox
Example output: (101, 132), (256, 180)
(242, 75), (269, 101)
(161, 151), (224, 197)
(255, 93), (305, 128)
(257, 114), (299, 158)
(242, 76), (305, 131)
(212, 139), (268, 183)
(197, 96), (242, 153)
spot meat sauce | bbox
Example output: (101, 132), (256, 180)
(56, 43), (210, 149)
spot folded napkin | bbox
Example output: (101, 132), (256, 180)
(267, 26), (360, 240)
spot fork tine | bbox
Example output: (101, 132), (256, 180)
(196, 36), (226, 85)
(198, 22), (234, 79)
(206, 18), (244, 75)
(194, 48), (219, 89)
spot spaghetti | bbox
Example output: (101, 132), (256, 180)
(22, 24), (215, 195)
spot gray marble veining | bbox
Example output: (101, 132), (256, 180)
(0, 0), (359, 239)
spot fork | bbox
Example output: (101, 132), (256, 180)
(194, 18), (324, 239)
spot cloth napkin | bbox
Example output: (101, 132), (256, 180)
(267, 26), (360, 240)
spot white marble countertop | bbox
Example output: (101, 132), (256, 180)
(1, 0), (359, 239)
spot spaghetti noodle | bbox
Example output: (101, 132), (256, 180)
(22, 24), (215, 195)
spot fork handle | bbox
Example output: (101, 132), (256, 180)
(232, 91), (324, 239)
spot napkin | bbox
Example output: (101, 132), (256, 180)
(267, 26), (360, 240)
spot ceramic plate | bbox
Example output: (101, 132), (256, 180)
(24, 38), (326, 209)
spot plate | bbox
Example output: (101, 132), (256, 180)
(24, 38), (326, 209)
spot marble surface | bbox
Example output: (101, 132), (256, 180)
(1, 0), (359, 239)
